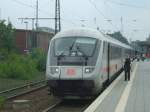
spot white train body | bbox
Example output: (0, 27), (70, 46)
(46, 28), (132, 97)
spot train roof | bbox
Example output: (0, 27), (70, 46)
(53, 28), (132, 49)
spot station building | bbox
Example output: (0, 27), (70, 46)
(15, 29), (54, 54)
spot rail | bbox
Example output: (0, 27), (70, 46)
(0, 80), (47, 99)
(42, 101), (62, 112)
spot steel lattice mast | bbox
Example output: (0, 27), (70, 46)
(55, 0), (61, 34)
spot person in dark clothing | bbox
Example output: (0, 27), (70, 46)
(124, 58), (131, 81)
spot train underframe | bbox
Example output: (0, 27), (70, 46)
(47, 80), (96, 97)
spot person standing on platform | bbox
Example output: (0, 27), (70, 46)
(124, 57), (131, 81)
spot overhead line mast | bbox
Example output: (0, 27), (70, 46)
(36, 0), (39, 30)
(18, 0), (61, 34)
(55, 0), (61, 34)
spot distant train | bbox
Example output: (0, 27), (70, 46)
(46, 28), (133, 98)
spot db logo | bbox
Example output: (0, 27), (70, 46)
(67, 68), (76, 75)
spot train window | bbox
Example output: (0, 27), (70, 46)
(110, 44), (122, 59)
(54, 37), (98, 57)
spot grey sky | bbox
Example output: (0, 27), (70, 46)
(0, 0), (150, 41)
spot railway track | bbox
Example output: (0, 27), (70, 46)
(1, 79), (91, 112)
(0, 80), (47, 100)
(42, 99), (92, 112)
(0, 80), (62, 112)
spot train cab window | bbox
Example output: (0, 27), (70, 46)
(54, 37), (98, 57)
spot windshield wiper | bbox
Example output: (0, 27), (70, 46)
(69, 38), (77, 51)
(58, 51), (65, 57)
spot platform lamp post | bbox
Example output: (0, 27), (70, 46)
(24, 21), (29, 53)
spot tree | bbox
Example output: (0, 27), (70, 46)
(107, 31), (129, 45)
(0, 20), (16, 53)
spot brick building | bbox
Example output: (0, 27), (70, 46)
(15, 29), (54, 54)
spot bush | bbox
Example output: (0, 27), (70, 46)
(0, 53), (38, 80)
(0, 48), (47, 80)
(30, 48), (47, 72)
(0, 49), (9, 61)
(0, 96), (6, 109)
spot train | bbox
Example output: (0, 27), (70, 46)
(46, 28), (133, 98)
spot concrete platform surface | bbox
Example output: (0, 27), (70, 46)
(85, 61), (150, 112)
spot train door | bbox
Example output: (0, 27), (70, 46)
(101, 41), (110, 85)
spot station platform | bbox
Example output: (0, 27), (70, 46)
(85, 61), (150, 112)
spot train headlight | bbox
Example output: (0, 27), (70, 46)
(85, 67), (94, 73)
(50, 67), (59, 75)
(85, 68), (90, 73)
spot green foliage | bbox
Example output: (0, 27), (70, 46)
(0, 20), (16, 53)
(0, 48), (46, 80)
(0, 53), (38, 80)
(0, 96), (6, 109)
(30, 48), (47, 72)
(107, 31), (129, 45)
(0, 21), (46, 80)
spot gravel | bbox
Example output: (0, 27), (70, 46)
(0, 87), (60, 112)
